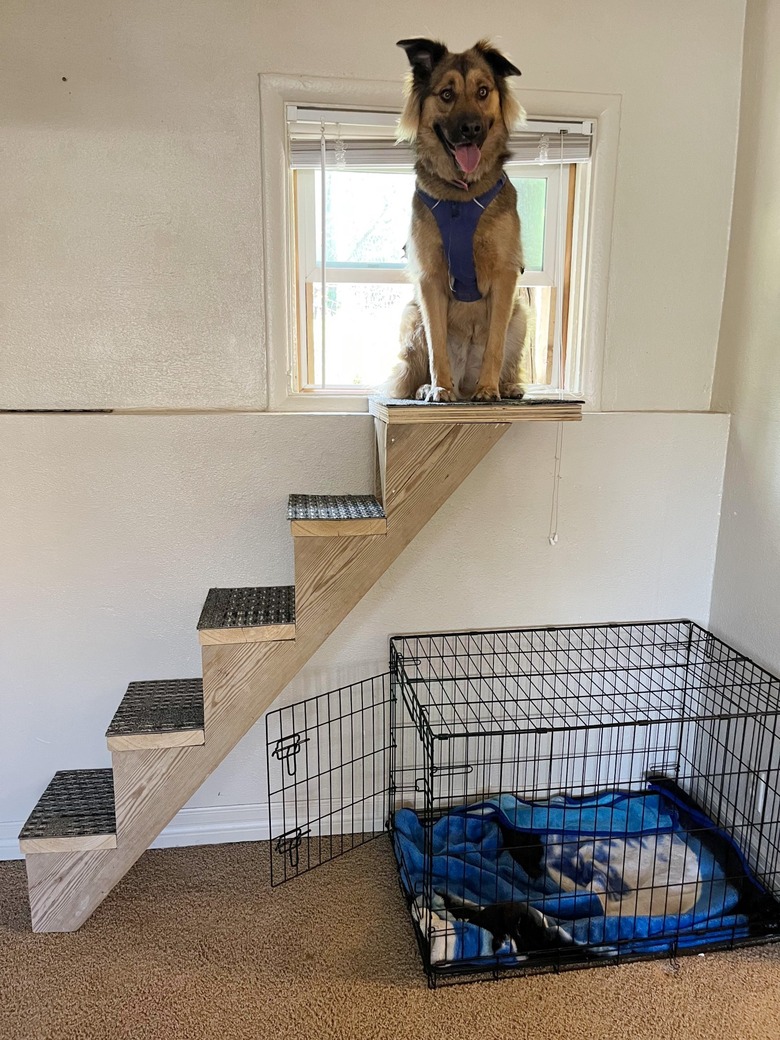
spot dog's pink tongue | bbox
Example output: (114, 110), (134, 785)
(454, 143), (481, 173)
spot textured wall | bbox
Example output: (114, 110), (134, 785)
(1, 0), (745, 409)
(0, 412), (728, 854)
(0, 0), (747, 855)
(709, 0), (780, 673)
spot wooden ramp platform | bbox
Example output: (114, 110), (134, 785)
(20, 397), (582, 932)
(369, 394), (584, 424)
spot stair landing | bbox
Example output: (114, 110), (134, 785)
(369, 395), (584, 424)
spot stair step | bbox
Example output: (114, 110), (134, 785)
(19, 769), (117, 854)
(197, 586), (296, 645)
(106, 678), (205, 751)
(288, 494), (387, 536)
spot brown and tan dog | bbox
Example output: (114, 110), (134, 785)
(385, 38), (530, 402)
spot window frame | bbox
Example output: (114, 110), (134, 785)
(259, 74), (620, 413)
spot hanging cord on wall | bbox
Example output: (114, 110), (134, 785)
(548, 420), (564, 546)
(320, 123), (328, 388)
(548, 131), (567, 546)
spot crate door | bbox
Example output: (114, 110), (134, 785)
(265, 673), (392, 885)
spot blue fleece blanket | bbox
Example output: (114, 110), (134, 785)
(394, 787), (757, 966)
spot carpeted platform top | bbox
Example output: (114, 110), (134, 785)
(1, 838), (779, 1040)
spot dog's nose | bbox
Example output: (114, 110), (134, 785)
(459, 119), (483, 142)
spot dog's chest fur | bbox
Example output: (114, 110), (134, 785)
(443, 300), (490, 397)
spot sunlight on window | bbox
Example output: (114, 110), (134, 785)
(311, 283), (410, 387)
(314, 172), (413, 266)
(298, 166), (570, 391)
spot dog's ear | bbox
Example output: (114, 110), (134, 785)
(474, 39), (521, 78)
(396, 38), (448, 143)
(397, 38), (448, 79)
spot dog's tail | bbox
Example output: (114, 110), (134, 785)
(380, 301), (430, 400)
(381, 357), (424, 400)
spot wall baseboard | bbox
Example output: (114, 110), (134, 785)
(0, 804), (268, 861)
(0, 801), (387, 861)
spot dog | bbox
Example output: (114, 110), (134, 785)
(385, 37), (531, 403)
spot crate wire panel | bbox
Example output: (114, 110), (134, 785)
(389, 621), (780, 984)
(682, 633), (780, 884)
(265, 674), (391, 885)
(391, 622), (696, 811)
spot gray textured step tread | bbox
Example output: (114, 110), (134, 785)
(287, 494), (385, 522)
(197, 586), (296, 631)
(106, 679), (204, 738)
(19, 769), (116, 843)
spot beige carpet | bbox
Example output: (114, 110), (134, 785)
(2, 838), (779, 1040)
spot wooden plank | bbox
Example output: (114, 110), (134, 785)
(290, 517), (387, 537)
(106, 728), (205, 753)
(24, 422), (507, 932)
(293, 423), (507, 627)
(197, 623), (296, 645)
(374, 417), (387, 506)
(21, 834), (116, 855)
(369, 397), (583, 425)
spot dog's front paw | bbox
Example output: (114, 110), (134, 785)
(499, 382), (526, 399)
(473, 384), (501, 402)
(415, 384), (457, 403)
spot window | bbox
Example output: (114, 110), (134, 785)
(286, 105), (594, 397)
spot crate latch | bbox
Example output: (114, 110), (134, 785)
(274, 827), (310, 869)
(272, 732), (309, 776)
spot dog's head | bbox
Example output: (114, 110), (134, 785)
(396, 38), (523, 183)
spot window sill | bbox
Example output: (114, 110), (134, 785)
(270, 388), (586, 417)
(271, 391), (373, 414)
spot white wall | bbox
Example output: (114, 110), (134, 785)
(1, 0), (744, 410)
(0, 0), (746, 857)
(0, 413), (729, 856)
(709, 0), (780, 673)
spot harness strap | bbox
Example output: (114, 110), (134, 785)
(416, 175), (507, 302)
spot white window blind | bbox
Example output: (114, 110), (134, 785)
(286, 104), (593, 169)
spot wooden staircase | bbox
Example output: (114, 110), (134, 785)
(19, 397), (581, 932)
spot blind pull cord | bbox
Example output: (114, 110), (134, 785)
(320, 123), (327, 388)
(548, 132), (567, 547)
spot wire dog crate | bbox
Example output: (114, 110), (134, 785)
(266, 621), (780, 986)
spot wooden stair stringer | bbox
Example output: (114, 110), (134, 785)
(25, 421), (508, 933)
(293, 422), (509, 632)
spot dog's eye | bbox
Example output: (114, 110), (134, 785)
(478, 85), (490, 99)
(440, 88), (454, 102)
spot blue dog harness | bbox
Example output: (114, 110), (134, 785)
(416, 175), (507, 303)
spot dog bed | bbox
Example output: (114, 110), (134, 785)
(393, 780), (780, 967)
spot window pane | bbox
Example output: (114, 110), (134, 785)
(510, 176), (547, 272)
(307, 283), (556, 390)
(315, 171), (415, 266)
(309, 282), (411, 387)
(526, 286), (555, 385)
